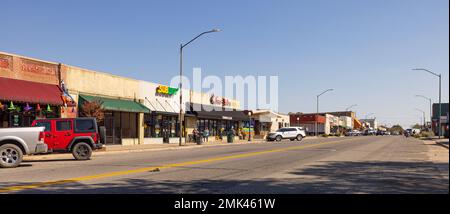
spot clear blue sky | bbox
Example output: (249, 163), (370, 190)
(1, 0), (448, 128)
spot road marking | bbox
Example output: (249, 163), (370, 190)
(0, 138), (360, 193)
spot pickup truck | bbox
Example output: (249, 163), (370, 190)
(0, 127), (47, 168)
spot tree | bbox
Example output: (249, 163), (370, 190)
(79, 99), (105, 123)
(389, 124), (404, 134)
(412, 123), (422, 129)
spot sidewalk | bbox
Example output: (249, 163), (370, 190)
(24, 139), (267, 161)
(421, 136), (449, 149)
(422, 139), (449, 181)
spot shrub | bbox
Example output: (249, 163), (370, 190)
(420, 131), (435, 138)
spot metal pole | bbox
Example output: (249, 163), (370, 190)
(315, 95), (318, 137)
(438, 74), (441, 138)
(248, 115), (251, 141)
(179, 44), (183, 146)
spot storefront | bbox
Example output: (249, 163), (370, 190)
(0, 52), (65, 127)
(0, 77), (64, 127)
(78, 94), (150, 145)
(187, 103), (249, 141)
(252, 110), (289, 139)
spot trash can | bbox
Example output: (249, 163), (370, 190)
(227, 130), (234, 143)
(196, 133), (202, 145)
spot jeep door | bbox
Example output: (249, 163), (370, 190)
(33, 120), (54, 148)
(53, 120), (74, 150)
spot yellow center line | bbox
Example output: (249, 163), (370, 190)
(0, 138), (357, 193)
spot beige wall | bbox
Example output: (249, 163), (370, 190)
(62, 64), (139, 99)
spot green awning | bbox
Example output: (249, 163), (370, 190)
(78, 94), (150, 113)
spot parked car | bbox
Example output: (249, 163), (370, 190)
(0, 126), (47, 168)
(364, 129), (377, 136)
(267, 127), (306, 142)
(31, 118), (105, 160)
(345, 130), (362, 136)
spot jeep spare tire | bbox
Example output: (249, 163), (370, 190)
(0, 144), (23, 168)
(72, 142), (92, 160)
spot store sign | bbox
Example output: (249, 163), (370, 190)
(210, 95), (231, 106)
(0, 58), (10, 69)
(21, 60), (56, 75)
(0, 55), (12, 70)
(156, 85), (179, 96)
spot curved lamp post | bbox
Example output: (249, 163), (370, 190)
(413, 68), (442, 138)
(315, 89), (334, 136)
(415, 95), (432, 130)
(179, 29), (221, 146)
(414, 108), (426, 130)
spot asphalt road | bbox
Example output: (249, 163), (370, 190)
(0, 136), (448, 194)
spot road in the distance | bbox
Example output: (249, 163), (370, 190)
(0, 136), (447, 194)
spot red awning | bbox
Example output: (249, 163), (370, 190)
(0, 77), (63, 105)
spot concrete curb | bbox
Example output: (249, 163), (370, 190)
(24, 140), (269, 161)
(435, 141), (449, 149)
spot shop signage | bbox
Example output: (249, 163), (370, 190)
(0, 58), (10, 69)
(210, 95), (231, 106)
(21, 59), (56, 75)
(156, 85), (179, 96)
(222, 116), (233, 120)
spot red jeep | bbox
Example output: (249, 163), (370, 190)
(31, 118), (105, 160)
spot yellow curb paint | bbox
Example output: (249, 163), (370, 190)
(0, 138), (355, 193)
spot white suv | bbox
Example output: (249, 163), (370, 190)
(267, 127), (306, 142)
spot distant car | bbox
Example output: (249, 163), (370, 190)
(345, 130), (362, 136)
(364, 129), (376, 136)
(267, 127), (306, 142)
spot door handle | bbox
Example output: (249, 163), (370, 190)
(45, 133), (51, 137)
(65, 133), (71, 136)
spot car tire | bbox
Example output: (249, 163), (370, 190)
(275, 135), (282, 142)
(72, 142), (92, 160)
(296, 135), (303, 141)
(0, 144), (23, 168)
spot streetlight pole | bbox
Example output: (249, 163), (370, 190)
(345, 104), (357, 111)
(415, 95), (432, 130)
(315, 89), (334, 137)
(179, 29), (221, 146)
(413, 68), (442, 138)
(415, 108), (426, 130)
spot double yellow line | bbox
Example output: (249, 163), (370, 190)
(1, 138), (353, 193)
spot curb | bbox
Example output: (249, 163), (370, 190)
(435, 141), (449, 150)
(23, 140), (269, 161)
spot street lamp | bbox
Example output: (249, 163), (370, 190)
(178, 29), (221, 146)
(248, 111), (252, 142)
(415, 95), (432, 130)
(414, 108), (426, 130)
(365, 113), (374, 119)
(316, 89), (334, 137)
(345, 104), (357, 111)
(413, 68), (442, 138)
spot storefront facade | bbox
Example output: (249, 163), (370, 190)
(252, 110), (290, 139)
(62, 64), (149, 146)
(0, 52), (68, 128)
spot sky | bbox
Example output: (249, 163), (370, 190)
(1, 0), (448, 128)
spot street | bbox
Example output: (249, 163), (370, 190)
(0, 136), (448, 194)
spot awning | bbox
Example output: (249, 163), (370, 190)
(188, 103), (249, 121)
(79, 94), (150, 113)
(0, 77), (63, 105)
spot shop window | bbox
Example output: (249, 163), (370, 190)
(56, 121), (72, 131)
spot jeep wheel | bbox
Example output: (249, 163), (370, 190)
(0, 144), (23, 168)
(296, 135), (303, 141)
(276, 135), (282, 142)
(72, 142), (92, 160)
